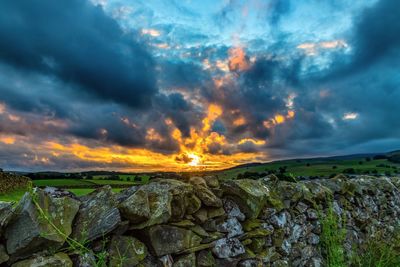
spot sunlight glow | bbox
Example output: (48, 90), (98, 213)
(187, 152), (201, 167)
(343, 112), (359, 120)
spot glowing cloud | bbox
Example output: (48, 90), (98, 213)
(297, 39), (348, 56)
(0, 135), (16, 145)
(343, 112), (359, 120)
(238, 138), (266, 145)
(228, 47), (250, 72)
(141, 28), (161, 37)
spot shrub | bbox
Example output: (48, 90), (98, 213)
(351, 229), (400, 267)
(343, 168), (355, 174)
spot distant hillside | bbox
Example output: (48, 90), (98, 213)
(217, 150), (400, 180)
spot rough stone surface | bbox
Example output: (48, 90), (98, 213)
(0, 201), (13, 235)
(196, 250), (216, 267)
(11, 253), (73, 267)
(222, 179), (269, 219)
(119, 189), (151, 224)
(72, 186), (121, 242)
(190, 177), (222, 207)
(146, 225), (202, 256)
(109, 235), (147, 267)
(212, 238), (245, 259)
(5, 189), (80, 260)
(0, 244), (9, 264)
(172, 253), (196, 267)
(1, 175), (400, 267)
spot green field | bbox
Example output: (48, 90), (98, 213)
(0, 188), (124, 202)
(32, 179), (136, 187)
(217, 158), (400, 180)
(93, 174), (150, 183)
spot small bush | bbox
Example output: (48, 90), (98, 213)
(351, 229), (400, 267)
(320, 201), (347, 267)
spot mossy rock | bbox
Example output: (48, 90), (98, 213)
(72, 186), (120, 242)
(146, 225), (202, 256)
(222, 179), (269, 219)
(5, 189), (80, 260)
(197, 250), (216, 267)
(242, 219), (263, 232)
(247, 237), (266, 253)
(109, 235), (148, 267)
(173, 253), (196, 267)
(11, 253), (72, 267)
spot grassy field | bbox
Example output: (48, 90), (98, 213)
(32, 179), (136, 187)
(0, 187), (125, 202)
(93, 174), (150, 183)
(217, 158), (400, 180)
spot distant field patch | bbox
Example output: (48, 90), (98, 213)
(33, 179), (94, 187)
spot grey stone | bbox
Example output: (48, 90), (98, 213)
(146, 225), (201, 256)
(223, 198), (245, 221)
(216, 217), (243, 238)
(72, 186), (121, 242)
(11, 253), (73, 267)
(0, 244), (9, 264)
(212, 238), (245, 259)
(0, 201), (13, 236)
(222, 179), (269, 219)
(270, 212), (288, 228)
(190, 177), (222, 207)
(172, 253), (196, 267)
(5, 189), (80, 260)
(109, 235), (147, 267)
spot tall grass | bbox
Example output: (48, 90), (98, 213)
(319, 200), (347, 267)
(351, 229), (400, 267)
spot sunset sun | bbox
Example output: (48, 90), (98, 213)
(187, 153), (201, 167)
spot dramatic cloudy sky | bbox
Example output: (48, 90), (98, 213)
(0, 0), (399, 172)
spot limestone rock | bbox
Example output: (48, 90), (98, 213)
(222, 179), (269, 219)
(0, 201), (13, 235)
(11, 253), (73, 267)
(119, 189), (151, 224)
(197, 250), (216, 267)
(72, 186), (121, 242)
(212, 238), (245, 259)
(223, 198), (245, 221)
(146, 225), (202, 256)
(203, 176), (220, 188)
(109, 235), (147, 267)
(0, 244), (9, 264)
(129, 179), (195, 229)
(5, 189), (80, 260)
(190, 177), (222, 207)
(172, 253), (196, 267)
(71, 251), (96, 267)
(216, 218), (243, 238)
(43, 187), (76, 199)
(115, 186), (139, 203)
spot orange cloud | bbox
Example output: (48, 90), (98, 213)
(0, 135), (16, 145)
(228, 47), (250, 72)
(233, 116), (246, 126)
(238, 138), (266, 145)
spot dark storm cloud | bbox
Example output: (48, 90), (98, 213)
(268, 0), (400, 157)
(0, 0), (156, 109)
(324, 0), (400, 79)
(268, 0), (292, 25)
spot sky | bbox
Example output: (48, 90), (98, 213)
(0, 0), (399, 172)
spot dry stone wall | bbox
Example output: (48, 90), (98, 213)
(1, 174), (400, 266)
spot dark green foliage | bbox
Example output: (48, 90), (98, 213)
(351, 229), (400, 267)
